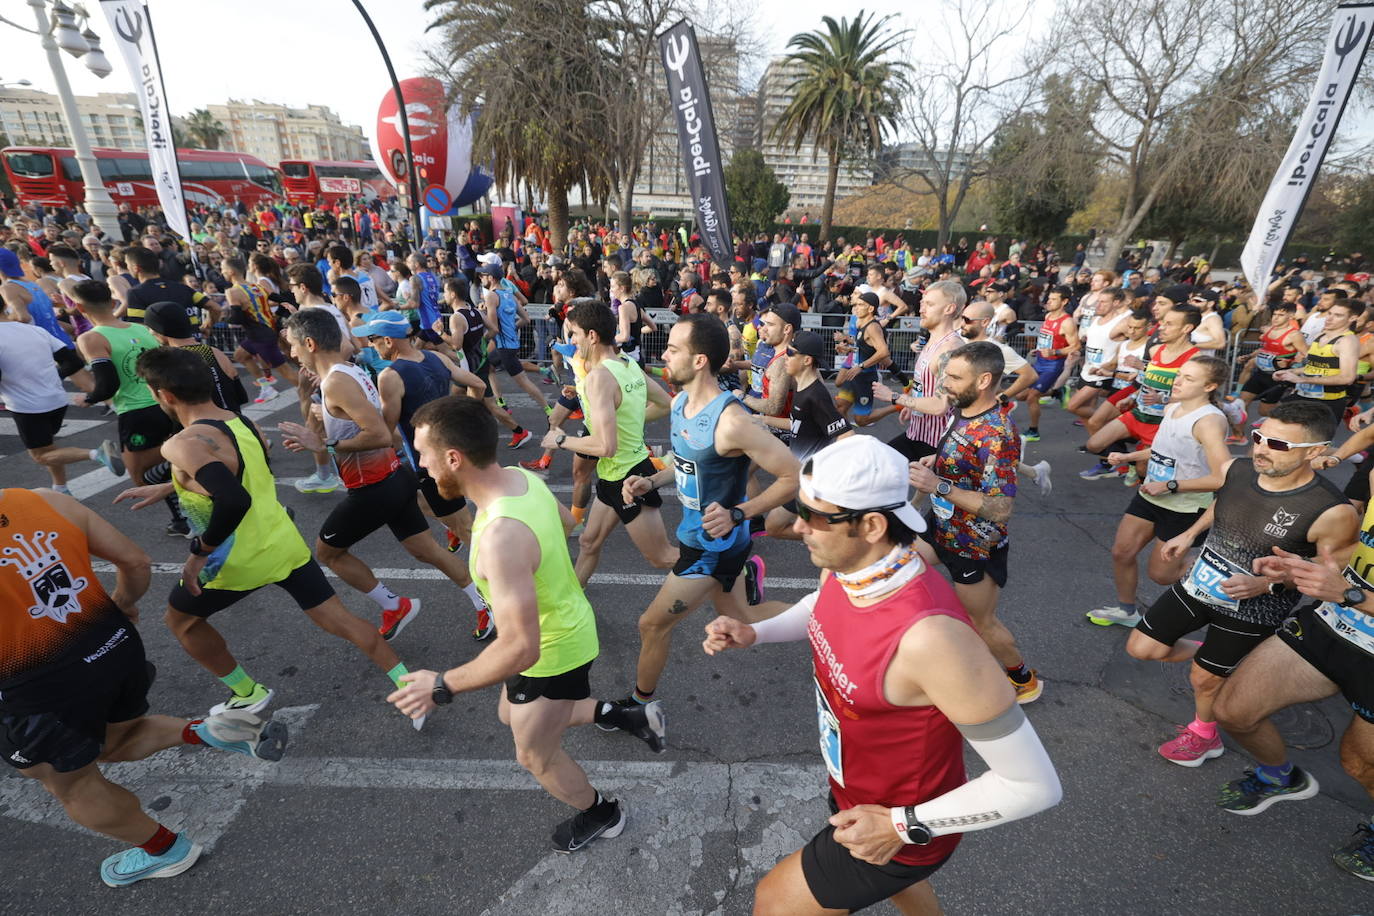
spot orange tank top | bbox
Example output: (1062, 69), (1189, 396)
(0, 489), (125, 694)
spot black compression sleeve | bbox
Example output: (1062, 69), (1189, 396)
(84, 359), (119, 404)
(193, 461), (251, 546)
(230, 374), (249, 410)
(54, 347), (85, 379)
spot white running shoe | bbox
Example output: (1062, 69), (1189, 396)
(254, 384), (281, 403)
(1032, 460), (1052, 498)
(294, 472), (342, 493)
(1086, 605), (1142, 627)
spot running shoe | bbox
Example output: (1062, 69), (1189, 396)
(294, 472), (342, 493)
(94, 439), (125, 477)
(379, 597), (422, 641)
(1123, 467), (1140, 488)
(1023, 428), (1041, 442)
(509, 428), (532, 449)
(568, 408), (585, 421)
(472, 604), (496, 641)
(209, 683), (274, 717)
(254, 384), (281, 404)
(594, 696), (640, 731)
(542, 403), (553, 416)
(1217, 767), (1319, 815)
(744, 555), (766, 606)
(100, 833), (203, 888)
(1012, 671), (1043, 704)
(446, 529), (464, 553)
(1079, 460), (1115, 480)
(748, 517), (767, 540)
(1032, 460), (1052, 498)
(1071, 419), (1085, 427)
(1332, 821), (1374, 881)
(540, 366), (558, 385)
(620, 699), (668, 752)
(1060, 388), (1073, 409)
(166, 516), (192, 538)
(1085, 605), (1142, 627)
(520, 455), (552, 472)
(192, 710), (289, 761)
(551, 797), (626, 854)
(1037, 396), (1056, 406)
(1158, 724), (1224, 767)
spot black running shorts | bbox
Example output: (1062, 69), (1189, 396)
(1124, 492), (1206, 544)
(925, 537), (1010, 589)
(319, 465), (429, 549)
(886, 434), (937, 463)
(117, 403), (177, 452)
(1278, 606), (1374, 723)
(505, 659), (593, 705)
(1138, 584), (1277, 677)
(0, 627), (151, 773)
(169, 558), (336, 618)
(800, 794), (952, 912)
(594, 455), (664, 524)
(12, 406), (67, 450)
(492, 346), (525, 377)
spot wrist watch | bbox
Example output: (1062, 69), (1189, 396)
(555, 432), (567, 448)
(1340, 586), (1367, 608)
(188, 536), (213, 557)
(728, 506), (748, 528)
(1166, 479), (1180, 492)
(325, 437), (339, 456)
(431, 672), (454, 705)
(934, 479), (953, 497)
(890, 806), (934, 845)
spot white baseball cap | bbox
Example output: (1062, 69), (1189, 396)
(799, 436), (926, 533)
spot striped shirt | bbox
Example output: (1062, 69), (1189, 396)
(905, 328), (963, 447)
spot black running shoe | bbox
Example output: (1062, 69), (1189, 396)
(620, 699), (667, 753)
(551, 798), (626, 854)
(166, 516), (191, 538)
(594, 696), (639, 732)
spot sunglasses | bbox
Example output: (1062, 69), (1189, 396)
(1250, 429), (1330, 451)
(959, 315), (981, 324)
(795, 498), (905, 526)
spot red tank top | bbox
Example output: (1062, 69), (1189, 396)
(1259, 321), (1298, 357)
(760, 349), (794, 418)
(1036, 313), (1071, 356)
(809, 567), (969, 866)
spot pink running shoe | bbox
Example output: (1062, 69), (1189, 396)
(1158, 724), (1224, 767)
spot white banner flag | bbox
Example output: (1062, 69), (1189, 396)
(1241, 5), (1374, 288)
(98, 0), (190, 240)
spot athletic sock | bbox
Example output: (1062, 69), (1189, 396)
(1120, 602), (1137, 615)
(1256, 762), (1294, 786)
(1005, 664), (1032, 684)
(571, 505), (587, 525)
(51, 484), (70, 495)
(182, 719), (205, 745)
(512, 425), (525, 435)
(140, 824), (178, 857)
(366, 583), (401, 611)
(142, 461), (172, 485)
(461, 582), (483, 609)
(1187, 718), (1218, 740)
(219, 665), (257, 698)
(386, 662), (410, 688)
(164, 494), (185, 522)
(315, 457), (332, 477)
(631, 686), (654, 704)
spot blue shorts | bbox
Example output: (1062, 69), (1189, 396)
(1031, 356), (1065, 393)
(673, 541), (751, 591)
(838, 368), (879, 416)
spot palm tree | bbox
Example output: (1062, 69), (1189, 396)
(770, 13), (908, 240)
(184, 108), (227, 150)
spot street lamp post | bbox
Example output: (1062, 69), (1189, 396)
(21, 0), (119, 235)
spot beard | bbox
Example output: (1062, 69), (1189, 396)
(948, 387), (979, 409)
(431, 466), (464, 500)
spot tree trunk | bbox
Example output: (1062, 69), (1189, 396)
(820, 142), (840, 242)
(1165, 237), (1182, 262)
(1208, 235), (1222, 266)
(936, 196), (951, 250)
(1103, 180), (1165, 271)
(547, 182), (570, 253)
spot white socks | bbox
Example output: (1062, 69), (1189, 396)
(367, 583), (401, 611)
(462, 583), (483, 609)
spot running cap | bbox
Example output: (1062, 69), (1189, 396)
(801, 436), (927, 534)
(477, 263), (505, 278)
(768, 302), (802, 333)
(1160, 283), (1193, 305)
(478, 252), (502, 267)
(143, 301), (196, 338)
(857, 291), (880, 309)
(0, 248), (22, 278)
(789, 330), (825, 362)
(352, 310), (412, 338)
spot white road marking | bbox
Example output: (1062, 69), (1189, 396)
(0, 417), (108, 440)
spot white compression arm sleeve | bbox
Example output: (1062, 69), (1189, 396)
(749, 590), (817, 644)
(906, 705), (1062, 837)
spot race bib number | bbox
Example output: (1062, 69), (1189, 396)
(1295, 380), (1325, 398)
(931, 493), (955, 520)
(1315, 601), (1374, 657)
(673, 454), (700, 511)
(1036, 330), (1053, 351)
(1255, 351), (1277, 373)
(1145, 451), (1176, 484)
(1182, 546), (1244, 611)
(815, 677), (845, 787)
(1086, 346), (1105, 366)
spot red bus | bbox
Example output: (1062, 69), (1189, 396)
(1, 146), (281, 210)
(280, 159), (394, 206)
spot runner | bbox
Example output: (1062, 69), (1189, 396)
(701, 435), (1061, 914)
(142, 301), (248, 412)
(0, 308), (120, 491)
(1271, 297), (1359, 425)
(284, 263), (348, 495)
(612, 314), (800, 710)
(540, 300), (676, 586)
(0, 246), (75, 347)
(113, 347), (417, 720)
(0, 487), (288, 888)
(67, 280), (187, 535)
(276, 309), (486, 643)
(220, 255), (298, 403)
(1119, 401), (1355, 768)
(1086, 356), (1232, 626)
(121, 246), (215, 331)
(358, 309), (494, 640)
(443, 276), (528, 444)
(833, 292), (889, 425)
(325, 243), (389, 311)
(1022, 285), (1080, 442)
(885, 280), (967, 461)
(1218, 454), (1374, 880)
(908, 341), (1041, 703)
(1239, 301), (1304, 421)
(387, 395), (667, 853)
(1082, 308), (1153, 442)
(478, 262), (550, 417)
(1066, 286), (1129, 424)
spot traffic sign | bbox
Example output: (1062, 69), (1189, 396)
(423, 183), (451, 215)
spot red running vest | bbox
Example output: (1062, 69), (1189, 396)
(809, 567), (969, 866)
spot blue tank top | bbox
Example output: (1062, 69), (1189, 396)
(493, 286), (520, 349)
(390, 351), (450, 463)
(12, 280), (72, 347)
(415, 271), (441, 329)
(670, 390), (750, 553)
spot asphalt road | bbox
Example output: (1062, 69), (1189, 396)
(2, 385), (1370, 915)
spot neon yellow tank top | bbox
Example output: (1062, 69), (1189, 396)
(1296, 332), (1350, 401)
(469, 469), (598, 677)
(575, 354), (649, 481)
(173, 416), (311, 591)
